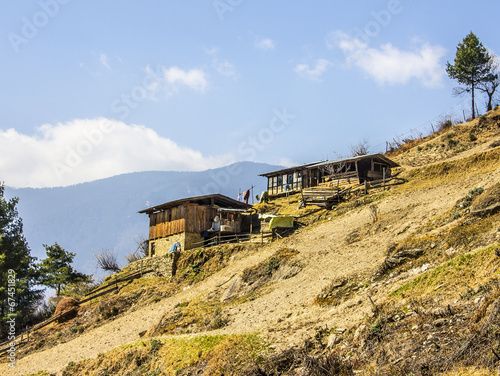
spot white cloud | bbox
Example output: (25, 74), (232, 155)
(140, 65), (209, 99)
(331, 31), (446, 87)
(294, 59), (332, 81)
(206, 47), (238, 79)
(212, 59), (237, 78)
(255, 38), (275, 51)
(99, 53), (111, 70)
(163, 66), (208, 92)
(0, 118), (234, 188)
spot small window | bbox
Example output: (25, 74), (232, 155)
(277, 175), (283, 186)
(287, 174), (293, 185)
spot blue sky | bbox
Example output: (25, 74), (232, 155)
(0, 0), (498, 187)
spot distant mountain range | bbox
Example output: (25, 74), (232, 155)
(4, 162), (280, 276)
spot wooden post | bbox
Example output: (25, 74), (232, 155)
(382, 168), (386, 190)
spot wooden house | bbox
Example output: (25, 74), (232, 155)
(258, 162), (321, 197)
(260, 154), (399, 197)
(139, 194), (254, 257)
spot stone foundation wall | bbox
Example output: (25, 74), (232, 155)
(152, 233), (185, 257)
(126, 252), (180, 278)
(149, 232), (204, 257)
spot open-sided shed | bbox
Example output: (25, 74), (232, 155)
(260, 154), (399, 197)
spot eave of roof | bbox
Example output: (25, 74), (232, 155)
(309, 153), (399, 168)
(259, 154), (399, 177)
(258, 161), (324, 177)
(138, 193), (251, 214)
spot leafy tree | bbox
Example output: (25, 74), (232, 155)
(446, 32), (495, 119)
(38, 243), (89, 296)
(0, 184), (42, 336)
(477, 54), (500, 112)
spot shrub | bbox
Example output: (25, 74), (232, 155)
(69, 325), (83, 334)
(438, 119), (453, 131)
(266, 257), (279, 275)
(448, 138), (459, 148)
(150, 338), (162, 354)
(469, 132), (478, 142)
(94, 248), (120, 273)
(471, 183), (500, 210)
(208, 307), (228, 330)
(369, 204), (379, 223)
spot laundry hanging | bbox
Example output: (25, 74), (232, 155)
(243, 190), (250, 204)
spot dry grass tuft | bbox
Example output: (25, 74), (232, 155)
(472, 183), (500, 211)
(62, 334), (267, 376)
(401, 148), (500, 190)
(315, 273), (366, 306)
(439, 367), (500, 375)
(245, 343), (355, 376)
(391, 244), (500, 301)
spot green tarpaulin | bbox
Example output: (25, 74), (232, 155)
(269, 216), (294, 229)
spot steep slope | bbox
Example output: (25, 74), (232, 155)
(3, 109), (500, 375)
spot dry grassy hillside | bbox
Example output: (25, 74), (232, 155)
(3, 108), (500, 376)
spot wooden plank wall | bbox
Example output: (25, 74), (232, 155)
(148, 204), (216, 240)
(149, 218), (186, 240)
(185, 205), (214, 233)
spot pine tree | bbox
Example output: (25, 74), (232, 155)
(0, 185), (42, 337)
(446, 32), (495, 119)
(38, 243), (89, 296)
